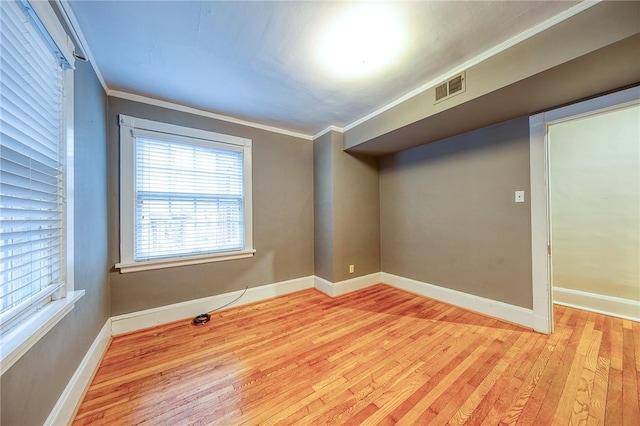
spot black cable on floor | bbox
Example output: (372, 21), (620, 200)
(192, 286), (248, 326)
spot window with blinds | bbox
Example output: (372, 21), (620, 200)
(117, 116), (254, 273)
(0, 0), (73, 332)
(135, 136), (244, 260)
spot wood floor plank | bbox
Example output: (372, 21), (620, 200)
(605, 317), (625, 425)
(392, 344), (488, 424)
(73, 285), (637, 425)
(568, 329), (603, 426)
(634, 320), (640, 424)
(448, 331), (529, 425)
(476, 330), (546, 425)
(359, 366), (432, 425)
(303, 359), (403, 425)
(622, 326), (640, 425)
(634, 320), (640, 371)
(553, 317), (596, 426)
(512, 308), (576, 425)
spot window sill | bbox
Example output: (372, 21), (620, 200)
(115, 249), (256, 274)
(0, 290), (85, 376)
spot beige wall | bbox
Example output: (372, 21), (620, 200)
(549, 105), (640, 302)
(333, 133), (380, 282)
(380, 117), (533, 309)
(313, 131), (335, 282)
(108, 97), (314, 315)
(313, 131), (380, 283)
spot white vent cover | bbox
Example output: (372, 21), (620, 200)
(435, 71), (466, 103)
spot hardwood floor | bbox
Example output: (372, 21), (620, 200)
(73, 284), (639, 425)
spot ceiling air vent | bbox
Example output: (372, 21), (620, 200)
(434, 71), (466, 104)
(435, 82), (448, 102)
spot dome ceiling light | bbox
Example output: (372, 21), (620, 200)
(317, 4), (405, 78)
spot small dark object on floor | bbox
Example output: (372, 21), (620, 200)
(192, 313), (210, 326)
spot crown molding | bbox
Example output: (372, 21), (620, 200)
(313, 125), (344, 140)
(57, 0), (108, 93)
(108, 91), (314, 141)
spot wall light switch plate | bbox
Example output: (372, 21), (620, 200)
(515, 190), (525, 203)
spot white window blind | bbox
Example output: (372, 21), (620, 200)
(134, 135), (244, 261)
(0, 0), (68, 331)
(117, 115), (254, 273)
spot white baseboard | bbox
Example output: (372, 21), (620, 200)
(314, 272), (382, 297)
(313, 275), (334, 296)
(382, 272), (535, 329)
(554, 287), (640, 322)
(45, 319), (112, 426)
(111, 276), (314, 335)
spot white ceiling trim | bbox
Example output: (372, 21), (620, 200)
(57, 0), (107, 93)
(313, 125), (345, 140)
(108, 91), (314, 141)
(342, 0), (602, 133)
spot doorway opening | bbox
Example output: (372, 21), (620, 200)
(529, 86), (640, 334)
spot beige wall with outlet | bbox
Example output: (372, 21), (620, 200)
(313, 130), (380, 283)
(332, 132), (380, 282)
(549, 105), (640, 303)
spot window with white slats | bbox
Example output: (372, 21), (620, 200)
(117, 116), (254, 273)
(0, 0), (74, 335)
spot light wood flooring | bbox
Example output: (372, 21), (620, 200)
(73, 284), (639, 425)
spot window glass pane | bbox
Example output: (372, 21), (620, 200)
(134, 137), (244, 261)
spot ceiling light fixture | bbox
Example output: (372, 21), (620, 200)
(317, 4), (405, 78)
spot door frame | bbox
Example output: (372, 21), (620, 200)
(529, 86), (640, 334)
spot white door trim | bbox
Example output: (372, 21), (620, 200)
(529, 86), (640, 334)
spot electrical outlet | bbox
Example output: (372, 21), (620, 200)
(349, 264), (354, 274)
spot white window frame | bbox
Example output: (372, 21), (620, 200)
(116, 115), (255, 273)
(0, 0), (83, 375)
